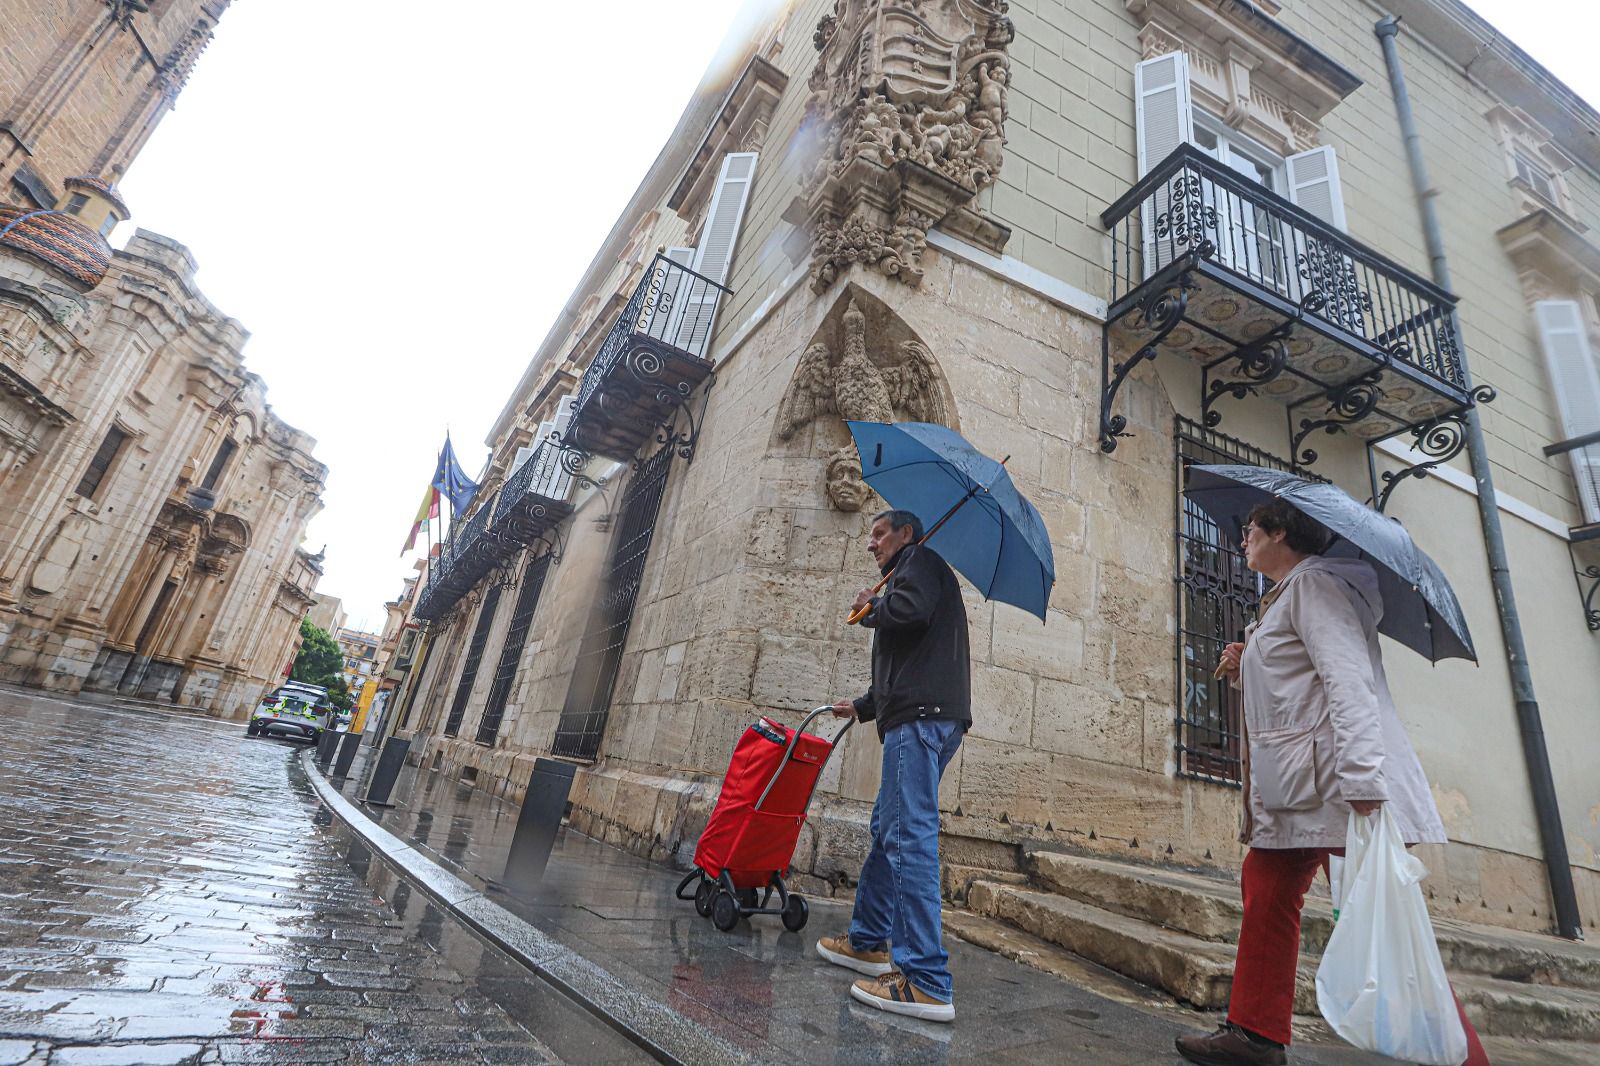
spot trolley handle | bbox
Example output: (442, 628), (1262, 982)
(753, 706), (852, 814)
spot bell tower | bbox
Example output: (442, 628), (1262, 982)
(0, 1), (233, 210)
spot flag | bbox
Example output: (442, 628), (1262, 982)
(431, 435), (479, 514)
(401, 484), (439, 554)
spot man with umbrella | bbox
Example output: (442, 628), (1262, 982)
(812, 422), (1055, 1024)
(815, 507), (969, 1023)
(1176, 471), (1490, 1066)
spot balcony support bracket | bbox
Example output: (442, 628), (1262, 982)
(553, 438), (615, 523)
(1368, 385), (1496, 512)
(647, 373), (716, 470)
(1100, 268), (1199, 453)
(1201, 322), (1295, 430)
(1579, 564), (1600, 633)
(1288, 371), (1387, 467)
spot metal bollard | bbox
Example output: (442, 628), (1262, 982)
(502, 758), (576, 888)
(316, 729), (340, 767)
(362, 736), (411, 808)
(332, 730), (362, 778)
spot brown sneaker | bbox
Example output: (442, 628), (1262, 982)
(849, 972), (955, 1023)
(815, 933), (893, 977)
(1175, 1022), (1287, 1066)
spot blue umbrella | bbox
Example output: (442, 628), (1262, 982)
(845, 421), (1056, 621)
(1184, 464), (1475, 662)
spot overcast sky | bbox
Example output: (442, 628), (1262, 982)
(116, 0), (1592, 634)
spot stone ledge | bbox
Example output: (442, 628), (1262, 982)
(297, 748), (757, 1066)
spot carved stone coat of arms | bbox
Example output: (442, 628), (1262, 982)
(799, 0), (1015, 294)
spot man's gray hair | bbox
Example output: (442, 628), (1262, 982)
(873, 508), (924, 541)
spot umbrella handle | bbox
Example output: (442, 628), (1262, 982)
(847, 572), (893, 625)
(845, 455), (1009, 626)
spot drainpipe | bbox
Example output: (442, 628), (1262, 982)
(1376, 16), (1583, 940)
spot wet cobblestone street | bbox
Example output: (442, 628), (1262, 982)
(0, 690), (644, 1066)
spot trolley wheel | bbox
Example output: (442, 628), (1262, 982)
(711, 890), (739, 932)
(693, 878), (714, 918)
(738, 887), (760, 911)
(781, 893), (809, 932)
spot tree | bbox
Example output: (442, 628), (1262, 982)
(325, 676), (354, 713)
(290, 618), (342, 687)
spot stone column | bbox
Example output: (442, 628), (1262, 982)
(119, 543), (178, 648)
(168, 565), (219, 663)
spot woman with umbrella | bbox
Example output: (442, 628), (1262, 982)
(1173, 493), (1490, 1066)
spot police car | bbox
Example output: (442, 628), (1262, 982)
(247, 681), (332, 743)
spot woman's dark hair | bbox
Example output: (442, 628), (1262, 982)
(1246, 498), (1328, 555)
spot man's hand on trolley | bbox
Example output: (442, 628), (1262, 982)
(831, 700), (857, 720)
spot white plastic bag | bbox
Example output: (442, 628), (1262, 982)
(1315, 809), (1467, 1065)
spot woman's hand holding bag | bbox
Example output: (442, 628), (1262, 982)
(1315, 808), (1468, 1065)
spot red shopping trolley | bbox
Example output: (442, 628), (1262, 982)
(674, 706), (852, 932)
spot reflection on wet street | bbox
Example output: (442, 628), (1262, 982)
(0, 690), (646, 1065)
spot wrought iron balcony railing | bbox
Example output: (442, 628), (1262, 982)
(489, 437), (576, 548)
(1544, 429), (1600, 535)
(412, 491), (504, 623)
(564, 252), (731, 461)
(1098, 145), (1482, 460)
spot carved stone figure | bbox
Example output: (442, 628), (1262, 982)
(798, 0), (1014, 293)
(777, 294), (953, 509)
(825, 450), (872, 512)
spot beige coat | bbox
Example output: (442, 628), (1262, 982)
(1239, 555), (1447, 849)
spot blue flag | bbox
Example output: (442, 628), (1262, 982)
(431, 436), (478, 514)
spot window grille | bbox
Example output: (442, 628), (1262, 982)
(1173, 417), (1309, 784)
(553, 443), (675, 760)
(475, 551), (553, 746)
(442, 584), (502, 737)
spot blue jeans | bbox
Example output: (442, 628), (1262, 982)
(848, 717), (965, 1002)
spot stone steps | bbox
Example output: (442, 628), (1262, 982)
(1025, 847), (1600, 990)
(963, 847), (1600, 1042)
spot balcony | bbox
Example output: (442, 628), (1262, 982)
(1099, 145), (1486, 460)
(563, 253), (731, 461)
(1545, 430), (1600, 631)
(412, 496), (500, 623)
(411, 440), (577, 623)
(490, 438), (575, 544)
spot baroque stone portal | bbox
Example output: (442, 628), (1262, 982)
(778, 291), (953, 510)
(800, 0), (1014, 293)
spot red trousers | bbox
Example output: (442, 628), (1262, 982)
(1228, 847), (1490, 1064)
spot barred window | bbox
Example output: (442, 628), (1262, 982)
(1173, 418), (1307, 784)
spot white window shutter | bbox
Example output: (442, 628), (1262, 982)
(1135, 53), (1193, 177)
(644, 245), (695, 339)
(1135, 53), (1194, 279)
(1286, 146), (1347, 231)
(675, 152), (757, 354)
(534, 395), (579, 501)
(1534, 300), (1600, 523)
(509, 445), (534, 476)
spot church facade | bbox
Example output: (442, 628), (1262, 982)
(0, 0), (326, 719)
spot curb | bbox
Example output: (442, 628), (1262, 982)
(298, 749), (756, 1066)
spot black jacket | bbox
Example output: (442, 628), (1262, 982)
(852, 543), (971, 740)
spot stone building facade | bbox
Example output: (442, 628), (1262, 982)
(393, 0), (1600, 940)
(0, 0), (327, 720)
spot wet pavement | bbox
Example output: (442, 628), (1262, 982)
(0, 689), (648, 1066)
(323, 739), (1423, 1066)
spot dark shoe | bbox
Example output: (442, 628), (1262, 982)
(1174, 1022), (1287, 1066)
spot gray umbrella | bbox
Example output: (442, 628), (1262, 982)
(1184, 464), (1476, 663)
